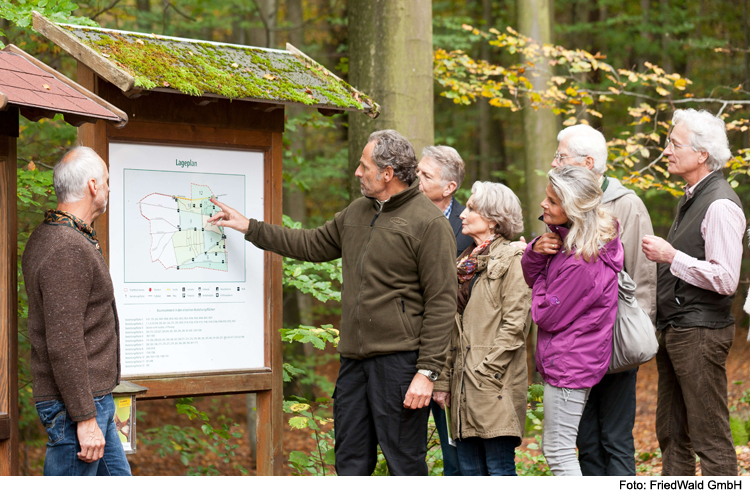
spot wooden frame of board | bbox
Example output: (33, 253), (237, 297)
(77, 64), (284, 475)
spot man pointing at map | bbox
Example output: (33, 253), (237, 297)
(209, 130), (457, 476)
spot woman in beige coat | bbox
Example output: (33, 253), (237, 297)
(433, 181), (532, 476)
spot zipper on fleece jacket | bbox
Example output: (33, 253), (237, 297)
(355, 200), (383, 358)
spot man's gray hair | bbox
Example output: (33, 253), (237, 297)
(557, 124), (609, 175)
(469, 181), (524, 240)
(53, 146), (105, 204)
(421, 145), (465, 191)
(672, 109), (732, 172)
(368, 130), (417, 185)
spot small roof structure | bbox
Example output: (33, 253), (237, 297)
(33, 12), (379, 118)
(0, 44), (126, 127)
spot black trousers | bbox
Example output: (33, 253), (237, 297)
(576, 367), (638, 476)
(333, 351), (430, 475)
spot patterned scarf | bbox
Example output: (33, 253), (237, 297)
(456, 235), (497, 284)
(44, 209), (102, 254)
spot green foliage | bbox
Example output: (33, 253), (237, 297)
(141, 398), (248, 476)
(525, 382), (545, 434)
(635, 448), (662, 476)
(515, 435), (552, 476)
(0, 0), (96, 47)
(280, 215), (342, 305)
(730, 415), (749, 447)
(284, 397), (335, 476)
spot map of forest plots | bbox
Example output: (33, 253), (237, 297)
(139, 184), (228, 271)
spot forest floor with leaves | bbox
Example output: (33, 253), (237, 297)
(19, 328), (750, 476)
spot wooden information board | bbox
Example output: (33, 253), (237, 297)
(78, 64), (285, 474)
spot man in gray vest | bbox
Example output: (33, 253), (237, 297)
(550, 124), (656, 476)
(642, 109), (745, 476)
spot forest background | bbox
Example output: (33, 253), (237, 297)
(2, 0), (750, 476)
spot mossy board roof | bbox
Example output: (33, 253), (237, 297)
(46, 21), (379, 116)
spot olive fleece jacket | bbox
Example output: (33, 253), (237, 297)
(245, 180), (458, 374)
(22, 224), (121, 421)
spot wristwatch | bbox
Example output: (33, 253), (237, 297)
(417, 369), (439, 382)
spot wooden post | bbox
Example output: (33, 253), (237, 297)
(0, 106), (19, 476)
(77, 63), (111, 257)
(256, 131), (284, 475)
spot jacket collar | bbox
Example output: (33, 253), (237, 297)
(367, 179), (421, 211)
(44, 209), (102, 253)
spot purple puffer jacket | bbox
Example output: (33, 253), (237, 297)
(521, 224), (623, 389)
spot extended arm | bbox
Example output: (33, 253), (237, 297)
(209, 198), (344, 262)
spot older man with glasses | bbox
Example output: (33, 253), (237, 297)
(549, 124), (657, 476)
(642, 109), (744, 476)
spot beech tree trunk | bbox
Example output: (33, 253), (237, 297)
(519, 0), (556, 385)
(347, 0), (434, 200)
(284, 0), (313, 330)
(518, 0), (557, 238)
(478, 0), (495, 182)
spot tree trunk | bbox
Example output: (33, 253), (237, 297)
(519, 0), (556, 387)
(744, 0), (749, 148)
(659, 0), (673, 74)
(347, 0), (434, 200)
(248, 0), (277, 48)
(285, 0), (313, 330)
(136, 0), (151, 31)
(246, 392), (257, 465)
(478, 0), (494, 182)
(518, 0), (557, 238)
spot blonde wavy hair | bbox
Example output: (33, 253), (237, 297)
(548, 165), (617, 262)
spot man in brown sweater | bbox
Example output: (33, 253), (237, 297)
(22, 146), (130, 476)
(209, 130), (457, 475)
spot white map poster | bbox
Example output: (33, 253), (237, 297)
(109, 143), (265, 377)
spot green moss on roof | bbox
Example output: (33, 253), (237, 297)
(58, 24), (379, 114)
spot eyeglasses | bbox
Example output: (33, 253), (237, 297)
(553, 151), (584, 163)
(665, 137), (697, 151)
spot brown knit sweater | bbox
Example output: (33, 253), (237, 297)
(22, 223), (120, 421)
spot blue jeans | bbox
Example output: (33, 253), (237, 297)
(36, 393), (132, 476)
(455, 436), (518, 476)
(429, 400), (460, 476)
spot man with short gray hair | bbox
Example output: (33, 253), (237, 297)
(22, 146), (130, 476)
(209, 130), (457, 475)
(417, 146), (474, 256)
(550, 124), (657, 476)
(415, 145), (472, 476)
(642, 109), (744, 476)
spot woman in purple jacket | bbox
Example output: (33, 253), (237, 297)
(521, 165), (623, 476)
